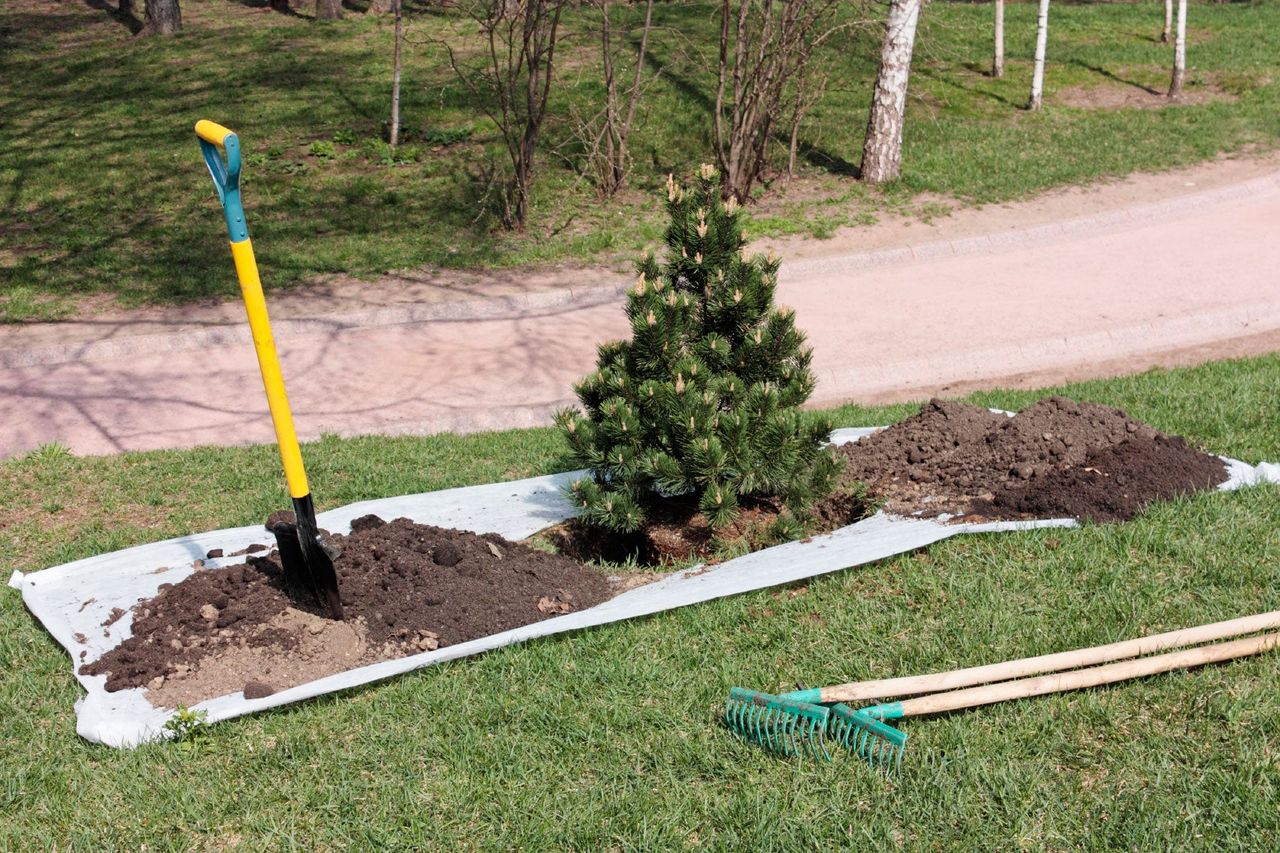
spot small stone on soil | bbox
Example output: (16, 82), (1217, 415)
(243, 681), (276, 700)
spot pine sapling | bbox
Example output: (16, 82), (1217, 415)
(557, 165), (839, 534)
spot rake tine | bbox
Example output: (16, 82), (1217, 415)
(826, 704), (909, 773)
(724, 688), (833, 759)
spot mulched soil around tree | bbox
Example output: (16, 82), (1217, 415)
(79, 395), (1228, 710)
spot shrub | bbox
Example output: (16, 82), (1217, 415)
(557, 165), (839, 533)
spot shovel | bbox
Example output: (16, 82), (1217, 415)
(195, 119), (344, 620)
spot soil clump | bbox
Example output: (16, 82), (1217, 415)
(834, 396), (1227, 521)
(81, 516), (610, 707)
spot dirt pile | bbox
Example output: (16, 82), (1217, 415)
(835, 396), (1227, 521)
(81, 516), (610, 707)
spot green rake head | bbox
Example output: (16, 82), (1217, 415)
(828, 704), (908, 773)
(724, 689), (909, 771)
(724, 688), (832, 760)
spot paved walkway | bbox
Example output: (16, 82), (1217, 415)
(3, 165), (1279, 459)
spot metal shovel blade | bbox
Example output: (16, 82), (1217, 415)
(270, 495), (344, 620)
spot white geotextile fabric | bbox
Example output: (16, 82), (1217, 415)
(9, 427), (1279, 748)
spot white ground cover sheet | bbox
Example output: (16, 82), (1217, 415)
(10, 427), (1279, 748)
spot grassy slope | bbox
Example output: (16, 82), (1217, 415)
(2, 1), (1280, 320)
(1, 355), (1277, 849)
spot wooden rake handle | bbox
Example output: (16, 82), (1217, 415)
(892, 631), (1280, 718)
(821, 610), (1280, 703)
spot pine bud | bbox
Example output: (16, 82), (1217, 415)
(694, 252), (703, 265)
(646, 310), (656, 326)
(700, 163), (716, 180)
(675, 373), (685, 393)
(634, 275), (647, 295)
(566, 419), (577, 433)
(696, 222), (708, 238)
(732, 289), (742, 303)
(666, 174), (677, 202)
(725, 196), (739, 215)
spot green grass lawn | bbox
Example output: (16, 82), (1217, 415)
(2, 354), (1277, 848)
(3, 0), (1280, 321)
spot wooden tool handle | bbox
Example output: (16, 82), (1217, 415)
(893, 632), (1279, 718)
(822, 610), (1280, 703)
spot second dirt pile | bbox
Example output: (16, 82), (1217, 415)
(834, 396), (1227, 522)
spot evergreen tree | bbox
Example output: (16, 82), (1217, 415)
(557, 165), (839, 533)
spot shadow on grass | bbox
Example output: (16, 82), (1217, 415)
(82, 0), (143, 35)
(1071, 60), (1163, 96)
(0, 8), (508, 307)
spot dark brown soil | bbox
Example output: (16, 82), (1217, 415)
(81, 516), (610, 705)
(546, 486), (872, 566)
(834, 396), (1227, 522)
(982, 433), (1229, 522)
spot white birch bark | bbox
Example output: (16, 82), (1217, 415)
(1028, 0), (1050, 111)
(389, 0), (403, 148)
(1162, 0), (1172, 43)
(1169, 0), (1187, 99)
(993, 0), (1004, 78)
(861, 0), (922, 184)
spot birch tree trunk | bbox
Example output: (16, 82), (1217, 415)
(1168, 0), (1187, 99)
(1028, 0), (1050, 110)
(389, 0), (403, 148)
(1162, 0), (1172, 44)
(861, 0), (922, 184)
(993, 0), (1004, 78)
(141, 0), (181, 35)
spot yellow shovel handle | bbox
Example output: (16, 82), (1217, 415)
(229, 239), (310, 500)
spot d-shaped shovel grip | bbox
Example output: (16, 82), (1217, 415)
(196, 120), (249, 243)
